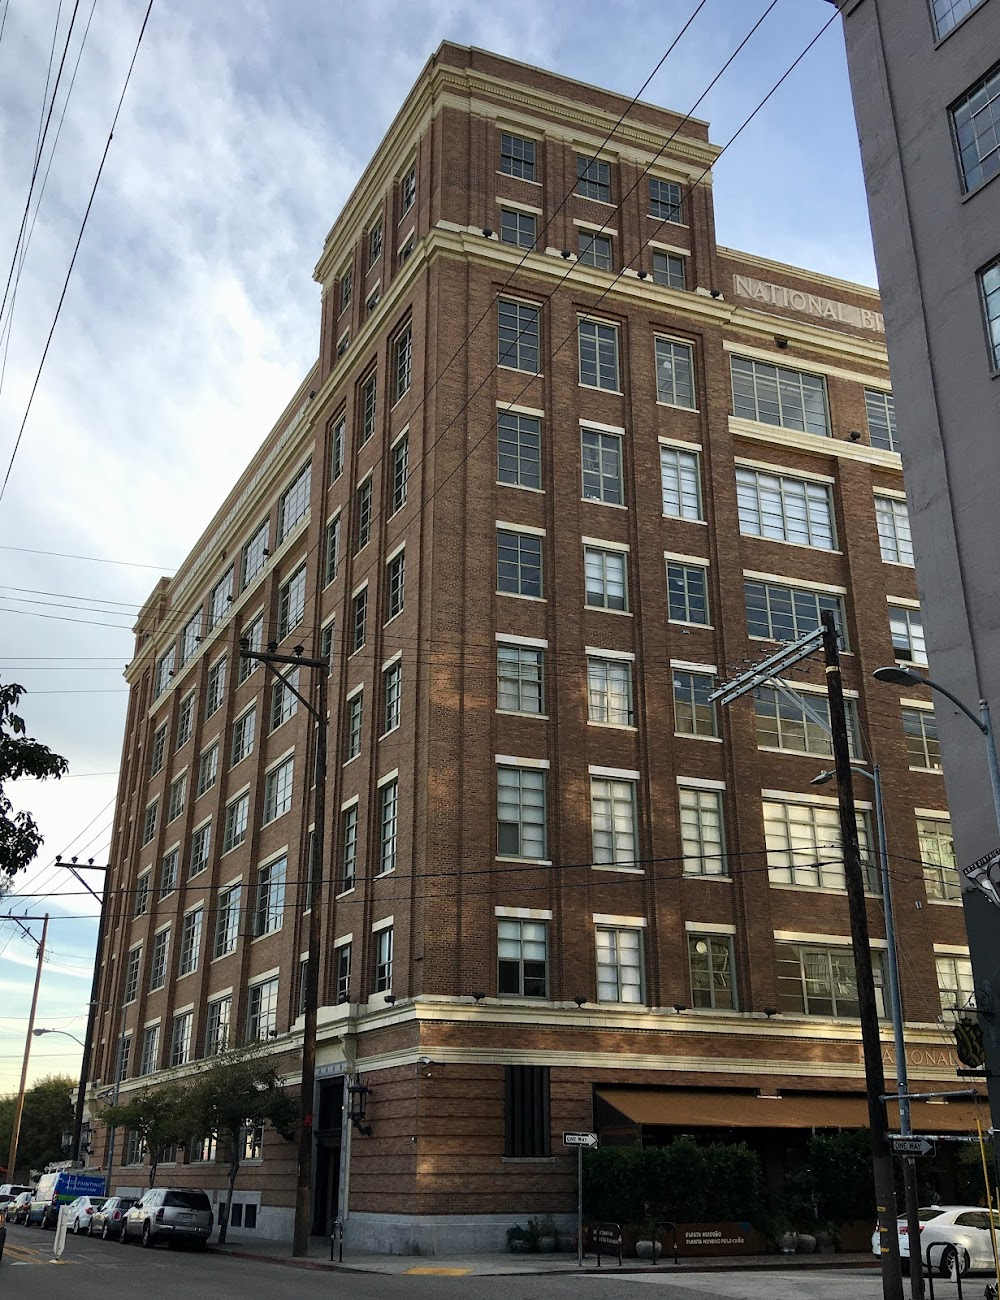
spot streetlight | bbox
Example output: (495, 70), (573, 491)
(32, 1028), (85, 1048)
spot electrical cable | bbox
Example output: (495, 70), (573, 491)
(0, 543), (176, 571)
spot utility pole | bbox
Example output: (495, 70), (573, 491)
(239, 641), (328, 1258)
(7, 914), (48, 1180)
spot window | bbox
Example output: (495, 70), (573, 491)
(159, 847), (178, 897)
(936, 955), (975, 1015)
(500, 208), (535, 249)
(689, 934), (736, 1009)
(345, 693), (363, 762)
(241, 521), (269, 590)
(320, 620), (335, 674)
(919, 816), (960, 902)
(649, 177), (682, 222)
(731, 356), (830, 437)
(667, 562), (709, 625)
(497, 412), (541, 489)
(865, 390), (898, 453)
(652, 251), (685, 289)
(581, 428), (623, 504)
(124, 946), (142, 1003)
(391, 435), (408, 513)
(142, 801), (158, 846)
(584, 547), (627, 611)
(375, 926), (393, 992)
(980, 257), (1000, 370)
(398, 235), (414, 264)
(386, 551), (405, 620)
(500, 132), (536, 181)
(167, 774), (186, 823)
(232, 707), (256, 765)
(587, 657), (632, 726)
(242, 1125), (264, 1161)
(497, 765), (546, 859)
(254, 856), (287, 937)
(181, 610), (201, 665)
(339, 267), (352, 313)
(270, 666), (299, 731)
(903, 707), (942, 770)
(278, 463), (311, 543)
(654, 337), (695, 409)
(777, 942), (886, 1018)
(189, 822), (211, 878)
(176, 692), (195, 748)
(207, 568), (233, 631)
(504, 1063), (549, 1157)
(577, 155), (610, 202)
(378, 779), (398, 875)
(239, 614), (262, 683)
(197, 744), (218, 797)
(155, 647), (175, 698)
(672, 669), (717, 737)
(590, 777), (637, 866)
(383, 660), (402, 732)
(932, 0), (986, 36)
(150, 724), (167, 776)
(351, 589), (368, 653)
(497, 529), (543, 598)
(214, 884), (241, 957)
(246, 977), (279, 1041)
(763, 799), (876, 892)
(498, 918), (547, 996)
(170, 1012), (193, 1066)
(679, 787), (726, 876)
(889, 604), (927, 666)
(223, 792), (249, 852)
(744, 580), (845, 645)
(659, 445), (702, 519)
(336, 941), (352, 1003)
(401, 164), (416, 213)
(951, 65), (1000, 192)
(341, 805), (358, 891)
(359, 371), (377, 444)
(134, 870), (150, 918)
(875, 496), (914, 565)
(596, 927), (643, 1003)
(337, 332), (350, 359)
(754, 686), (861, 759)
(578, 231), (612, 270)
(394, 324), (412, 403)
(191, 1136), (218, 1164)
(139, 1024), (160, 1075)
(178, 908), (203, 977)
(205, 657), (226, 719)
(498, 298), (540, 373)
(354, 479), (373, 552)
(369, 220), (382, 265)
(578, 318), (619, 390)
(277, 566), (307, 639)
(263, 758), (294, 824)
(149, 929), (170, 991)
(330, 415), (346, 482)
(497, 644), (544, 715)
(736, 467), (836, 550)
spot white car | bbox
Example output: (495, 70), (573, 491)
(66, 1195), (108, 1234)
(872, 1205), (1000, 1277)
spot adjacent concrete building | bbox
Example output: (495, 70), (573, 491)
(84, 43), (981, 1252)
(833, 0), (1000, 1139)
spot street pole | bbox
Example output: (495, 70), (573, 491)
(823, 612), (903, 1300)
(66, 862), (109, 1164)
(104, 1001), (128, 1194)
(577, 1144), (584, 1269)
(7, 915), (48, 1181)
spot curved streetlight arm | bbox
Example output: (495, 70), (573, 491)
(33, 1028), (85, 1047)
(925, 677), (988, 735)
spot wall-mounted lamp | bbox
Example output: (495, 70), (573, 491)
(561, 249), (572, 260)
(763, 1007), (779, 1019)
(384, 993), (396, 1006)
(482, 228), (494, 239)
(849, 430), (862, 442)
(709, 288), (721, 299)
(573, 995), (587, 1007)
(347, 1080), (373, 1136)
(637, 269), (648, 280)
(774, 336), (789, 350)
(673, 1003), (688, 1014)
(471, 991), (486, 1003)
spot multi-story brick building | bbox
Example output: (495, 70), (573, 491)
(85, 43), (980, 1252)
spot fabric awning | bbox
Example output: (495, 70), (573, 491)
(597, 1087), (984, 1133)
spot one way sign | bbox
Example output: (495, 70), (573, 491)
(563, 1131), (598, 1148)
(890, 1136), (935, 1157)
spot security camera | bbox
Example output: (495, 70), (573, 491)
(417, 1056), (432, 1067)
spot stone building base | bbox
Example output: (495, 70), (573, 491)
(343, 1211), (576, 1256)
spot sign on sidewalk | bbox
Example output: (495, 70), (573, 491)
(563, 1131), (597, 1148)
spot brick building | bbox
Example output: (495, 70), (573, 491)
(85, 44), (979, 1252)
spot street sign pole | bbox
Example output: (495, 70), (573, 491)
(577, 1144), (583, 1269)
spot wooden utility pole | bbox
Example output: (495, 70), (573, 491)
(7, 914), (48, 1180)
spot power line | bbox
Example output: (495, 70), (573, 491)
(0, 544), (176, 571)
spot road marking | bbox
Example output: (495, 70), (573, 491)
(4, 1242), (73, 1265)
(404, 1267), (472, 1275)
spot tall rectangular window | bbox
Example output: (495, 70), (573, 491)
(672, 669), (717, 737)
(500, 132), (536, 180)
(497, 529), (543, 598)
(124, 946), (142, 1003)
(391, 435), (408, 513)
(979, 257), (1000, 370)
(777, 942), (886, 1018)
(689, 934), (736, 1009)
(178, 908), (203, 977)
(339, 267), (352, 313)
(324, 516), (340, 585)
(278, 463), (311, 542)
(354, 479), (373, 552)
(679, 786), (726, 876)
(497, 765), (546, 859)
(902, 707), (941, 770)
(386, 551), (405, 620)
(341, 805), (358, 891)
(345, 692), (363, 762)
(170, 1012), (193, 1066)
(330, 415), (346, 482)
(181, 610), (202, 666)
(394, 324), (412, 403)
(498, 919), (547, 997)
(155, 647), (175, 698)
(936, 955), (975, 1016)
(497, 644), (544, 715)
(500, 208), (535, 249)
(865, 390), (898, 453)
(369, 220), (382, 265)
(208, 568), (234, 631)
(205, 657), (226, 718)
(241, 521), (269, 590)
(150, 724), (167, 775)
(578, 319), (619, 390)
(731, 356), (829, 437)
(254, 856), (287, 936)
(176, 693), (195, 748)
(351, 589), (368, 652)
(951, 66), (1000, 192)
(239, 614), (262, 683)
(378, 779), (398, 875)
(320, 619), (335, 675)
(246, 977), (279, 1041)
(736, 467), (836, 549)
(270, 667), (299, 732)
(919, 816), (960, 902)
(498, 299), (540, 373)
(596, 927), (643, 1003)
(744, 580), (845, 645)
(278, 566), (307, 639)
(189, 822), (211, 877)
(667, 562), (709, 625)
(159, 846), (178, 897)
(587, 657), (632, 726)
(401, 164), (416, 213)
(764, 799), (875, 892)
(374, 927), (394, 993)
(932, 0), (986, 36)
(590, 777), (637, 866)
(504, 1064), (550, 1157)
(232, 706), (256, 765)
(149, 928), (170, 991)
(223, 792), (249, 852)
(652, 251), (685, 289)
(578, 231), (612, 270)
(263, 758), (294, 824)
(214, 884), (241, 957)
(659, 446), (702, 519)
(167, 773), (186, 823)
(654, 338), (695, 408)
(360, 371), (377, 445)
(581, 428), (623, 504)
(889, 604), (927, 666)
(142, 801), (159, 846)
(497, 412), (541, 489)
(205, 996), (232, 1056)
(134, 870), (150, 917)
(383, 660), (402, 732)
(584, 547), (627, 611)
(875, 496), (914, 565)
(577, 155), (610, 201)
(139, 1024), (160, 1075)
(336, 942), (352, 1003)
(649, 177), (682, 222)
(754, 686), (860, 759)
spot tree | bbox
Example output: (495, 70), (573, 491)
(102, 1084), (194, 1188)
(187, 1048), (297, 1244)
(0, 683), (68, 879)
(0, 1075), (75, 1181)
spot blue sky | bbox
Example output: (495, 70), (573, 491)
(0, 0), (870, 1090)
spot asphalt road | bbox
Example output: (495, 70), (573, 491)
(0, 1224), (891, 1300)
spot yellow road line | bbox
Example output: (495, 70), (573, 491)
(404, 1267), (472, 1276)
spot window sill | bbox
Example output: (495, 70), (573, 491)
(669, 620), (713, 631)
(656, 399), (700, 413)
(501, 1156), (556, 1164)
(577, 195), (616, 208)
(336, 886), (356, 900)
(741, 534), (842, 556)
(496, 856), (552, 867)
(578, 383), (623, 396)
(646, 215), (689, 229)
(925, 898), (963, 907)
(587, 721), (636, 731)
(497, 364), (543, 378)
(220, 842), (246, 858)
(496, 591), (546, 602)
(496, 171), (543, 187)
(374, 869), (395, 880)
(585, 606), (632, 617)
(682, 872), (732, 882)
(908, 766), (944, 776)
(380, 723), (401, 739)
(749, 635), (854, 657)
(662, 514), (706, 525)
(497, 709), (549, 720)
(210, 951), (236, 964)
(384, 611), (404, 628)
(592, 864), (644, 875)
(881, 559), (916, 569)
(497, 481), (545, 494)
(251, 929), (283, 944)
(176, 969), (197, 981)
(343, 755), (360, 768)
(581, 498), (628, 510)
(674, 732), (722, 743)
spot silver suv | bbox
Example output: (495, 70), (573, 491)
(121, 1187), (213, 1248)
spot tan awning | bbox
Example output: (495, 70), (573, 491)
(597, 1087), (984, 1133)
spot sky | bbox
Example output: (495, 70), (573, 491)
(0, 0), (873, 1093)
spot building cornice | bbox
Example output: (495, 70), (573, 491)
(719, 245), (881, 301)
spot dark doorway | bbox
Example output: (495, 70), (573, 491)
(313, 1078), (344, 1236)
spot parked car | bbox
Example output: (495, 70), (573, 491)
(89, 1196), (136, 1241)
(0, 1202), (6, 1263)
(26, 1170), (107, 1228)
(872, 1205), (1000, 1277)
(121, 1188), (213, 1248)
(67, 1195), (108, 1233)
(0, 1184), (33, 1206)
(9, 1192), (33, 1225)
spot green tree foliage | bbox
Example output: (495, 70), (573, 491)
(102, 1084), (194, 1188)
(0, 683), (68, 879)
(0, 1075), (75, 1181)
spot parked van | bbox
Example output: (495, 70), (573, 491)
(26, 1171), (106, 1229)
(0, 1184), (33, 1205)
